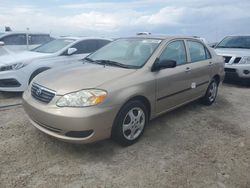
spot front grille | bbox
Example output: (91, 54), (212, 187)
(225, 68), (236, 73)
(223, 56), (232, 63)
(31, 83), (55, 103)
(233, 57), (241, 64)
(0, 78), (21, 87)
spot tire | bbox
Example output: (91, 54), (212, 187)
(29, 67), (50, 84)
(201, 79), (218, 105)
(112, 100), (148, 146)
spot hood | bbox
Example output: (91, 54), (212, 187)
(215, 48), (250, 57)
(34, 63), (137, 95)
(0, 51), (52, 66)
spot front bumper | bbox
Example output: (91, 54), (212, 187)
(22, 90), (120, 143)
(0, 70), (28, 92)
(224, 64), (250, 79)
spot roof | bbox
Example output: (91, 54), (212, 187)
(120, 35), (202, 40)
(60, 36), (113, 41)
(0, 31), (50, 37)
(223, 35), (250, 37)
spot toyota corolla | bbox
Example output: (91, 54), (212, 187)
(23, 36), (224, 146)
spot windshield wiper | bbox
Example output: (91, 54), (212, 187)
(96, 60), (136, 69)
(83, 57), (98, 64)
(216, 46), (231, 48)
(227, 46), (250, 49)
(217, 46), (249, 49)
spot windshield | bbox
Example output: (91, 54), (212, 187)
(216, 36), (250, 49)
(32, 38), (75, 53)
(87, 38), (162, 68)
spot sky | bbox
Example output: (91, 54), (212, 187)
(0, 0), (250, 42)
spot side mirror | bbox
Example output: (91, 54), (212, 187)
(0, 41), (5, 46)
(67, 48), (77, 55)
(151, 58), (177, 72)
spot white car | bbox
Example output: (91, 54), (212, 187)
(0, 37), (112, 92)
(0, 45), (13, 56)
(215, 35), (250, 81)
(0, 32), (53, 52)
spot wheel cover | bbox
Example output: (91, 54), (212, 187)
(208, 82), (217, 102)
(122, 107), (145, 141)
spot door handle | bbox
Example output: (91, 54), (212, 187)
(185, 67), (191, 72)
(208, 62), (213, 66)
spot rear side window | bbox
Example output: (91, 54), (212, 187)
(159, 40), (187, 65)
(2, 34), (26, 45)
(187, 41), (211, 62)
(29, 35), (52, 45)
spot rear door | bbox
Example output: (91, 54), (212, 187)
(185, 40), (212, 98)
(155, 40), (194, 114)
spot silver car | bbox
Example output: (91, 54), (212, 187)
(23, 36), (225, 146)
(215, 35), (250, 81)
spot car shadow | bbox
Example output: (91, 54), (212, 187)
(223, 78), (250, 88)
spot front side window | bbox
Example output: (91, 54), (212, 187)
(71, 40), (98, 54)
(159, 40), (187, 65)
(187, 41), (209, 62)
(87, 38), (162, 68)
(32, 39), (75, 53)
(216, 36), (250, 49)
(2, 34), (26, 45)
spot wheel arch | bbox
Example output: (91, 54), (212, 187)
(29, 67), (51, 84)
(212, 74), (221, 85)
(124, 95), (151, 120)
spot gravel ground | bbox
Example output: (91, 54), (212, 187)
(0, 82), (250, 188)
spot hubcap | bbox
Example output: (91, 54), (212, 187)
(208, 82), (217, 102)
(122, 107), (145, 140)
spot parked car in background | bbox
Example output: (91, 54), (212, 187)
(0, 42), (13, 56)
(215, 35), (250, 81)
(0, 31), (53, 52)
(23, 36), (224, 146)
(0, 37), (112, 92)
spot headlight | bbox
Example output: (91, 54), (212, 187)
(56, 89), (107, 107)
(240, 56), (250, 64)
(0, 62), (26, 71)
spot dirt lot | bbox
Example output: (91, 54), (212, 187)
(0, 82), (250, 188)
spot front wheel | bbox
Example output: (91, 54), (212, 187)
(112, 100), (148, 146)
(201, 79), (218, 105)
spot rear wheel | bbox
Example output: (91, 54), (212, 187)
(201, 79), (218, 105)
(112, 100), (148, 146)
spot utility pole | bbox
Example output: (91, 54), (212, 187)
(26, 27), (30, 50)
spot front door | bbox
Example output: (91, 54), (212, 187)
(155, 40), (194, 114)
